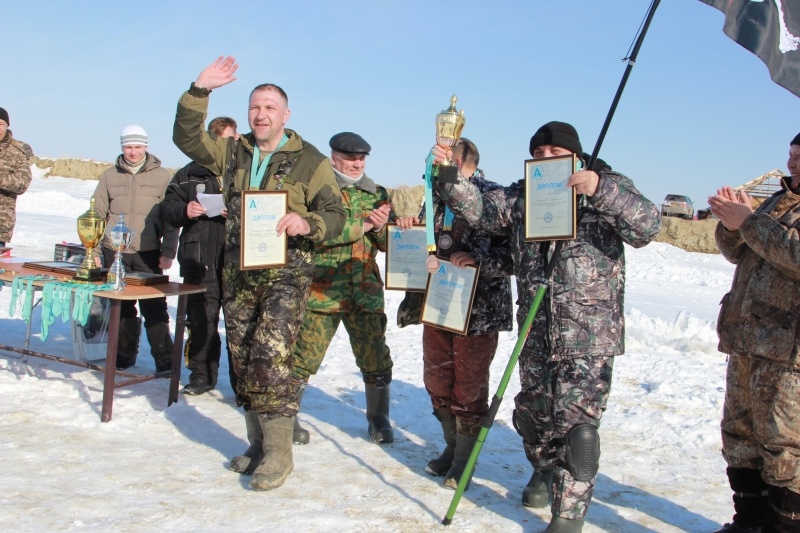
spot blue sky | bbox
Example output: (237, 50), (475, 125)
(4, 1), (800, 210)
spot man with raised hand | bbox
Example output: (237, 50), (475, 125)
(173, 56), (344, 492)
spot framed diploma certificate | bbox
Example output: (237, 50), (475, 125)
(240, 190), (288, 270)
(524, 154), (577, 241)
(385, 224), (430, 291)
(420, 258), (479, 335)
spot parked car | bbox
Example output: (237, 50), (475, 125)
(661, 194), (694, 219)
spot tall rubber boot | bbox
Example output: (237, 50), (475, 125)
(714, 467), (769, 532)
(250, 415), (294, 491)
(145, 322), (174, 372)
(365, 381), (394, 443)
(229, 410), (264, 475)
(767, 485), (800, 533)
(293, 384), (310, 445)
(116, 317), (141, 370)
(443, 431), (478, 490)
(522, 464), (554, 508)
(426, 407), (457, 476)
(543, 516), (585, 533)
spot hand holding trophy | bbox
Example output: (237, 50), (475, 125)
(106, 214), (135, 290)
(433, 95), (466, 184)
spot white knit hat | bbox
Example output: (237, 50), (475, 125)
(120, 125), (148, 147)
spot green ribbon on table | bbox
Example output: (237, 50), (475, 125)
(9, 277), (114, 341)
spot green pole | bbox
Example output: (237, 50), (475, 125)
(442, 281), (549, 525)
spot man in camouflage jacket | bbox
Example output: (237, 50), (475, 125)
(397, 138), (514, 491)
(173, 57), (344, 492)
(435, 122), (660, 531)
(709, 132), (800, 532)
(291, 132), (395, 445)
(0, 107), (33, 247)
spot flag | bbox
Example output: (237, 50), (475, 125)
(700, 0), (800, 98)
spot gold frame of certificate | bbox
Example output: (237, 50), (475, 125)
(420, 258), (479, 335)
(240, 190), (288, 270)
(384, 223), (430, 291)
(524, 154), (578, 241)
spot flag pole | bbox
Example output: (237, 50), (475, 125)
(441, 0), (662, 524)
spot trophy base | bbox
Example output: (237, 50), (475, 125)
(74, 267), (108, 282)
(433, 164), (459, 184)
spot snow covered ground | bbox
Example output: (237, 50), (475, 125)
(0, 168), (735, 532)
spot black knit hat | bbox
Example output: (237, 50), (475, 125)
(0, 107), (8, 126)
(792, 132), (800, 146)
(529, 121), (582, 157)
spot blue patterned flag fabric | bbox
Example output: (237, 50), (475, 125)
(700, 0), (800, 98)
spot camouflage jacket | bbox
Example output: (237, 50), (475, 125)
(428, 170), (514, 335)
(437, 170), (660, 359)
(716, 178), (800, 368)
(0, 131), (33, 243)
(307, 174), (390, 313)
(173, 85), (345, 272)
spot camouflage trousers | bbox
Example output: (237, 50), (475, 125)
(722, 352), (800, 491)
(515, 352), (614, 520)
(292, 308), (392, 383)
(223, 259), (313, 416)
(423, 325), (498, 432)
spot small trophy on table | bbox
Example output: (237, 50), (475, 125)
(106, 214), (134, 290)
(74, 198), (107, 281)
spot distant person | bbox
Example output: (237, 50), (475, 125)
(395, 138), (514, 491)
(161, 117), (238, 396)
(92, 125), (178, 372)
(0, 106), (33, 248)
(434, 121), (660, 532)
(291, 132), (395, 445)
(709, 132), (800, 533)
(173, 56), (344, 492)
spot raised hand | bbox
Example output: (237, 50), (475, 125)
(194, 56), (239, 91)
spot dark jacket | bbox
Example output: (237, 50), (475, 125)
(161, 162), (225, 277)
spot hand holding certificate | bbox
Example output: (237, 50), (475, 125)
(420, 258), (479, 335)
(524, 154), (578, 241)
(240, 191), (288, 269)
(197, 192), (226, 218)
(385, 223), (430, 291)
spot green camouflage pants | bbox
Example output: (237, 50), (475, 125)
(515, 353), (614, 520)
(722, 352), (800, 491)
(223, 255), (313, 415)
(292, 308), (392, 383)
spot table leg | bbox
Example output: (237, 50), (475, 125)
(168, 294), (188, 407)
(101, 299), (122, 422)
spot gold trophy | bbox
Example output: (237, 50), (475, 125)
(75, 197), (107, 281)
(434, 95), (466, 183)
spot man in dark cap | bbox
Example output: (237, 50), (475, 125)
(433, 120), (660, 533)
(709, 132), (800, 533)
(290, 131), (396, 445)
(0, 106), (34, 249)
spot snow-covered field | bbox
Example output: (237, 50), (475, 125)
(0, 168), (735, 532)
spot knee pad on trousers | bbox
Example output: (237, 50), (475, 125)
(563, 424), (600, 482)
(513, 409), (537, 444)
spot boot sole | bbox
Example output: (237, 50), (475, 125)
(250, 464), (293, 491)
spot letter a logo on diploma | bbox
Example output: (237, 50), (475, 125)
(532, 167), (542, 178)
(249, 199), (257, 208)
(394, 229), (402, 239)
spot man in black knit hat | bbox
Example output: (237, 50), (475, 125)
(433, 120), (660, 532)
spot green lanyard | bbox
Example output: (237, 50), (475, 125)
(249, 134), (289, 189)
(9, 275), (48, 323)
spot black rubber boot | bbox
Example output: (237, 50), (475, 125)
(365, 381), (394, 443)
(767, 485), (800, 533)
(716, 467), (769, 532)
(426, 407), (457, 476)
(542, 516), (585, 533)
(522, 465), (554, 508)
(145, 322), (174, 372)
(293, 384), (310, 445)
(250, 415), (294, 491)
(116, 317), (141, 369)
(229, 410), (264, 475)
(443, 431), (478, 490)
